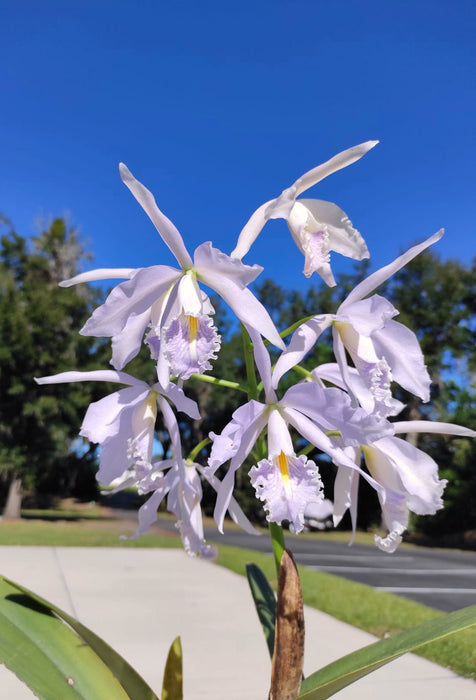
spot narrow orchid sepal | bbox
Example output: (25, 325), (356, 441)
(119, 163), (193, 270)
(59, 268), (136, 288)
(342, 229), (444, 307)
(394, 421), (476, 437)
(295, 140), (379, 195)
(34, 369), (148, 387)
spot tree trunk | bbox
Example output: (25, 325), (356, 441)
(3, 476), (22, 519)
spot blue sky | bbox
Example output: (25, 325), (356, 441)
(1, 0), (475, 295)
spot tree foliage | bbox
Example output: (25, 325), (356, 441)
(0, 217), (108, 509)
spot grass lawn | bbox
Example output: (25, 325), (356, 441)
(1, 507), (474, 680)
(0, 509), (181, 548)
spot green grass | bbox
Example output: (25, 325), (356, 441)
(0, 516), (181, 548)
(1, 511), (475, 679)
(215, 543), (476, 681)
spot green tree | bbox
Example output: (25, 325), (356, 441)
(0, 217), (108, 516)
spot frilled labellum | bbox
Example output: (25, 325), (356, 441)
(249, 451), (324, 533)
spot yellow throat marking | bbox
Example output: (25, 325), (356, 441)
(188, 315), (198, 360)
(277, 450), (290, 485)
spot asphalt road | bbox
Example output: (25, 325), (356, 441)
(202, 526), (476, 613)
(117, 507), (476, 613)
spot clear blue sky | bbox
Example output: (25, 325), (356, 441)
(2, 0), (475, 294)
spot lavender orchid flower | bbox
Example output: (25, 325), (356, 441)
(34, 370), (199, 485)
(113, 396), (259, 557)
(232, 141), (378, 285)
(312, 361), (475, 551)
(207, 327), (393, 533)
(335, 421), (476, 553)
(273, 230), (444, 408)
(59, 164), (284, 384)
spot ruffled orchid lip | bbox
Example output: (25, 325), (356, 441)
(250, 451), (324, 534)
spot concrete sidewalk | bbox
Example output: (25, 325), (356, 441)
(0, 546), (473, 699)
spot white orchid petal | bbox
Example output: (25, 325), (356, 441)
(364, 437), (447, 517)
(80, 265), (181, 338)
(246, 326), (276, 403)
(295, 141), (379, 195)
(200, 268), (284, 350)
(137, 488), (168, 536)
(213, 467), (237, 534)
(298, 199), (369, 260)
(372, 320), (431, 402)
(332, 326), (359, 406)
(342, 229), (444, 307)
(231, 201), (273, 260)
(194, 241), (263, 287)
(119, 163), (193, 269)
(35, 369), (147, 387)
(213, 408), (269, 532)
(197, 464), (260, 536)
(177, 273), (203, 315)
(97, 434), (134, 484)
(333, 459), (359, 533)
(157, 395), (183, 460)
(338, 295), (398, 336)
(272, 315), (332, 389)
(59, 268), (135, 288)
(110, 309), (152, 370)
(80, 386), (150, 444)
(207, 400), (267, 473)
(283, 382), (393, 446)
(394, 421), (476, 437)
(266, 410), (294, 457)
(155, 382), (200, 420)
(286, 202), (335, 284)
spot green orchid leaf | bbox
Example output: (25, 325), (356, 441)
(0, 575), (159, 700)
(246, 563), (276, 659)
(297, 603), (476, 699)
(161, 636), (183, 700)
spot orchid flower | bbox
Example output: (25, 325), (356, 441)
(34, 369), (199, 485)
(113, 396), (259, 557)
(232, 141), (378, 285)
(273, 230), (444, 408)
(207, 327), (393, 533)
(334, 420), (476, 553)
(306, 360), (475, 551)
(59, 164), (284, 384)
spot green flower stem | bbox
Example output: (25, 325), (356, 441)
(292, 365), (312, 379)
(297, 443), (316, 458)
(263, 314), (316, 347)
(279, 314), (316, 340)
(241, 323), (259, 400)
(187, 438), (211, 463)
(269, 522), (286, 576)
(190, 373), (248, 394)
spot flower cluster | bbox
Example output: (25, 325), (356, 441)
(37, 142), (475, 556)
